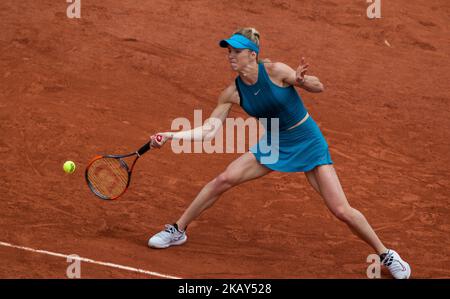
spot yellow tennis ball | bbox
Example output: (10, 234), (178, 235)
(63, 161), (76, 174)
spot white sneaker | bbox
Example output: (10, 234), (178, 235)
(148, 224), (187, 249)
(381, 249), (411, 279)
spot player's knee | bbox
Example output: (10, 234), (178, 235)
(332, 206), (353, 223)
(212, 171), (238, 191)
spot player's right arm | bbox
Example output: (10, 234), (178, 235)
(150, 84), (238, 147)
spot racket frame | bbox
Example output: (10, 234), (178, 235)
(85, 143), (151, 200)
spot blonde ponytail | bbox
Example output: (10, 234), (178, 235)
(233, 27), (260, 47)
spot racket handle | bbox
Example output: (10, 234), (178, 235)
(137, 142), (151, 156)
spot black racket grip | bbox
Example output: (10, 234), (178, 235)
(137, 142), (151, 156)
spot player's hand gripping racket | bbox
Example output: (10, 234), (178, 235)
(85, 135), (163, 200)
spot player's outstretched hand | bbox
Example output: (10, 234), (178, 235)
(296, 57), (309, 85)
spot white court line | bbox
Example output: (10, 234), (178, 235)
(0, 241), (181, 279)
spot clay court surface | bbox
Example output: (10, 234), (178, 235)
(0, 0), (449, 278)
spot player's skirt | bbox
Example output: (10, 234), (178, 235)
(250, 115), (333, 172)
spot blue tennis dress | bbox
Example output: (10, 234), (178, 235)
(235, 62), (333, 172)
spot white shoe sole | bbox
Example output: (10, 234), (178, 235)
(148, 235), (188, 249)
(400, 261), (411, 279)
(391, 260), (411, 279)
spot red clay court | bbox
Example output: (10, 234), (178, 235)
(0, 0), (449, 278)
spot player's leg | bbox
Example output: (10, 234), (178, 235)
(312, 164), (387, 254)
(305, 170), (320, 195)
(313, 164), (410, 278)
(148, 152), (272, 248)
(176, 151), (272, 230)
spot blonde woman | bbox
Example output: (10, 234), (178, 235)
(147, 28), (411, 279)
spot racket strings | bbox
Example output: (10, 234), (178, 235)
(87, 158), (129, 199)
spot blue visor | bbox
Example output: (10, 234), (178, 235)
(219, 34), (259, 54)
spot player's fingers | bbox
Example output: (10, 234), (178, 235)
(298, 63), (308, 73)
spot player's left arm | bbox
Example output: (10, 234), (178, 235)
(274, 58), (325, 93)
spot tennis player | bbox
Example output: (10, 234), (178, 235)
(147, 28), (411, 279)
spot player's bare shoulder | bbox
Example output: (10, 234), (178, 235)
(265, 61), (291, 87)
(265, 61), (289, 77)
(219, 83), (240, 105)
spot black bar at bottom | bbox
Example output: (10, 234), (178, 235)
(0, 279), (448, 297)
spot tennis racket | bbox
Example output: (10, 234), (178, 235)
(85, 135), (162, 200)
